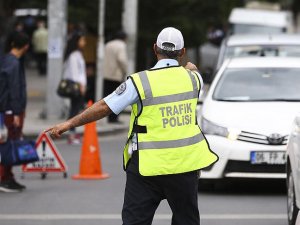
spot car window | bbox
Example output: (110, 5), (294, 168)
(232, 24), (283, 34)
(224, 45), (300, 60)
(213, 68), (300, 101)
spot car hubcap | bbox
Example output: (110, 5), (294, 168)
(288, 172), (295, 221)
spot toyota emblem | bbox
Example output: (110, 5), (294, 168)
(267, 133), (284, 145)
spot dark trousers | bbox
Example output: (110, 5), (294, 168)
(69, 95), (85, 132)
(122, 152), (200, 225)
(35, 52), (47, 75)
(103, 79), (121, 122)
(0, 112), (25, 181)
(85, 63), (96, 103)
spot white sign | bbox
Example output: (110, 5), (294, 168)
(48, 38), (62, 59)
(23, 133), (67, 173)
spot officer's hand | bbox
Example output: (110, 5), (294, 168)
(185, 62), (198, 71)
(45, 122), (71, 139)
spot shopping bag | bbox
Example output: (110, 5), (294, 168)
(0, 139), (39, 166)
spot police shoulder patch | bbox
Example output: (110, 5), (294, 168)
(115, 82), (127, 95)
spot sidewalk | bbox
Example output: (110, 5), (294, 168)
(24, 67), (130, 138)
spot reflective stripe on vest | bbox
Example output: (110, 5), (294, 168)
(139, 70), (198, 106)
(138, 133), (205, 150)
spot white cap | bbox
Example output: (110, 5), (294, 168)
(156, 27), (184, 51)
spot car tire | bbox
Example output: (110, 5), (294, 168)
(287, 164), (299, 225)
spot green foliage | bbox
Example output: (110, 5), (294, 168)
(16, 0), (46, 9)
(7, 0), (290, 69)
(12, 0), (244, 46)
(68, 0), (98, 34)
(105, 0), (123, 40)
(68, 0), (123, 39)
(138, 0), (243, 47)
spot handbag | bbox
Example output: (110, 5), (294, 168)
(57, 79), (81, 98)
(0, 139), (39, 166)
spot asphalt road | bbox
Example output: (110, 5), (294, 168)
(0, 131), (289, 225)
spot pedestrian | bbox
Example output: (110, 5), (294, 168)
(0, 32), (29, 192)
(32, 20), (48, 76)
(62, 32), (87, 145)
(103, 30), (128, 123)
(47, 27), (218, 225)
(82, 27), (98, 103)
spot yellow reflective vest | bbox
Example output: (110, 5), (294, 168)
(123, 66), (218, 176)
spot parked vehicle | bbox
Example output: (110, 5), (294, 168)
(200, 57), (300, 182)
(228, 8), (293, 35)
(216, 34), (300, 71)
(286, 113), (300, 225)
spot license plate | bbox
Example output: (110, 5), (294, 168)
(250, 151), (286, 165)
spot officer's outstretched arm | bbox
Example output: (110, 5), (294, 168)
(46, 99), (112, 139)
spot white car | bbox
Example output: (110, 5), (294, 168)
(200, 57), (300, 181)
(286, 113), (300, 225)
(216, 34), (300, 70)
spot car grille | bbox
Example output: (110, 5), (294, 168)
(237, 131), (288, 145)
(225, 160), (285, 174)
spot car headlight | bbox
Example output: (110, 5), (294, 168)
(201, 117), (240, 140)
(201, 117), (228, 136)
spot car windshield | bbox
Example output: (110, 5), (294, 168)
(224, 45), (300, 60)
(213, 68), (300, 102)
(232, 24), (284, 34)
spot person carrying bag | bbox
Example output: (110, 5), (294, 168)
(0, 32), (30, 192)
(57, 32), (87, 145)
(0, 138), (38, 166)
(1, 112), (38, 167)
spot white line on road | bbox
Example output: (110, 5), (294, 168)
(0, 214), (287, 220)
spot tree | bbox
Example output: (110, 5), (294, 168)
(0, 0), (18, 55)
(3, 0), (290, 71)
(136, 0), (243, 70)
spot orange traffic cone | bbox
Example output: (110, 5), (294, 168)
(72, 101), (109, 180)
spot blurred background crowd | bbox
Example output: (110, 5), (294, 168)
(0, 0), (298, 83)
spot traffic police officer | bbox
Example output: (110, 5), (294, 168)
(48, 27), (218, 225)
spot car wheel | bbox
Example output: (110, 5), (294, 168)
(287, 165), (299, 225)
